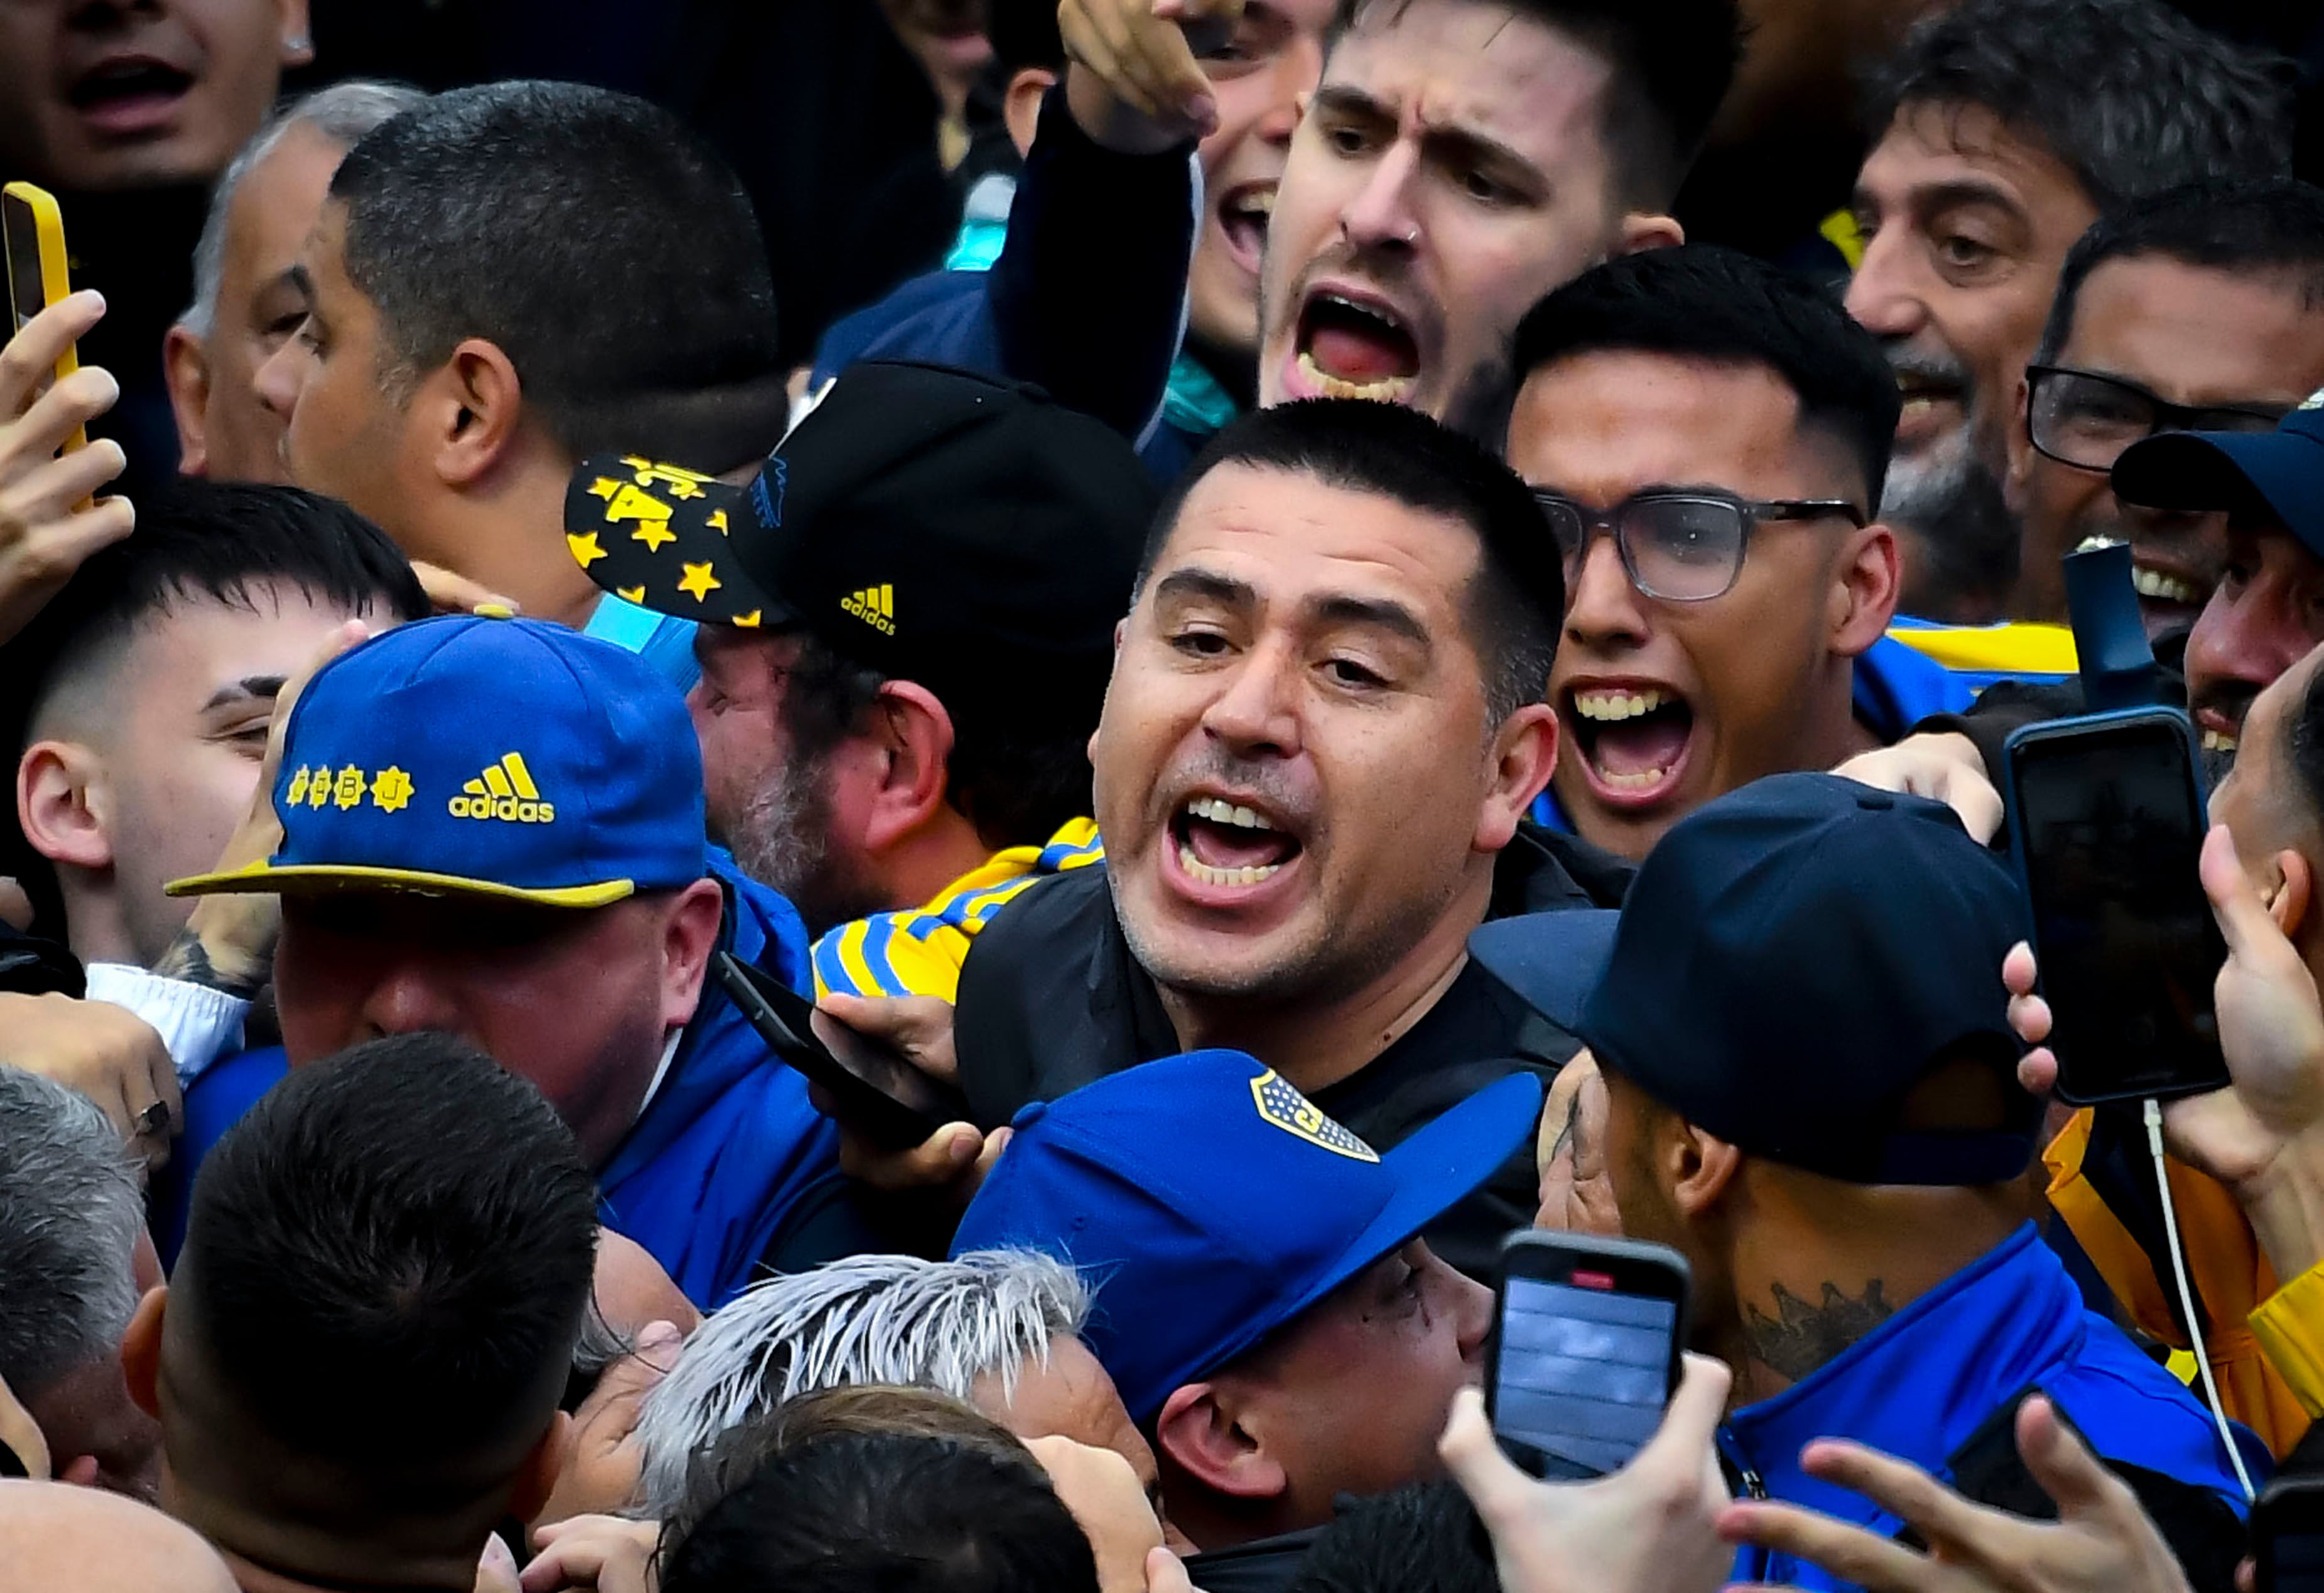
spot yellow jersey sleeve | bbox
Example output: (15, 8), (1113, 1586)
(2254, 1260), (2324, 1420)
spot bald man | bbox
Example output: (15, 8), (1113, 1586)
(0, 1479), (237, 1593)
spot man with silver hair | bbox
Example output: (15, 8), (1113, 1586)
(628, 1250), (1160, 1523)
(163, 81), (423, 482)
(0, 1065), (158, 1499)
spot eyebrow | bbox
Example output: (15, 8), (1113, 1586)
(1154, 566), (1433, 647)
(1854, 175), (2025, 220)
(1309, 84), (1545, 187)
(200, 675), (286, 712)
(286, 262), (314, 298)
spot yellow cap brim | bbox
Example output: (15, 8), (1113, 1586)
(163, 860), (636, 910)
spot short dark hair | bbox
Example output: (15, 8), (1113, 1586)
(778, 628), (1098, 851)
(1146, 398), (1563, 726)
(986, 0), (1067, 73)
(1511, 244), (1903, 506)
(1865, 0), (2293, 217)
(332, 80), (790, 470)
(2288, 658), (2324, 833)
(670, 1385), (1028, 1544)
(176, 1033), (599, 1509)
(3, 479), (430, 942)
(2036, 178), (2324, 367)
(659, 1432), (1100, 1593)
(1333, 0), (1742, 210)
(1286, 1482), (1499, 1593)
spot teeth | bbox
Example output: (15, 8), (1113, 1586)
(2133, 567), (2198, 604)
(1295, 350), (1414, 404)
(1183, 795), (1276, 831)
(1178, 844), (1282, 888)
(1570, 688), (1668, 722)
(1597, 767), (1672, 790)
(2202, 729), (2239, 753)
(1239, 189), (1274, 217)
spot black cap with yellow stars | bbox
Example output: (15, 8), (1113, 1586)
(562, 361), (1158, 724)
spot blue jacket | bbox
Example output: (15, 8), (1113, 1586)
(155, 852), (845, 1311)
(1723, 1224), (2263, 1591)
(812, 84), (1207, 483)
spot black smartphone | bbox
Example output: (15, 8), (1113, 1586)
(714, 951), (973, 1149)
(2002, 708), (2230, 1106)
(2257, 1477), (2324, 1593)
(1488, 1231), (1690, 1481)
(1181, 14), (1234, 56)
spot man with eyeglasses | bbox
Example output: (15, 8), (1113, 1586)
(1504, 246), (1930, 862)
(2006, 180), (2324, 641)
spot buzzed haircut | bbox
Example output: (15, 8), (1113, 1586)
(1865, 0), (2293, 217)
(2036, 178), (2324, 367)
(176, 1033), (599, 1499)
(1286, 1481), (1499, 1593)
(1511, 244), (1903, 506)
(660, 1431), (1100, 1593)
(1332, 0), (1744, 210)
(330, 80), (789, 470)
(2289, 655), (2324, 834)
(1145, 398), (1563, 726)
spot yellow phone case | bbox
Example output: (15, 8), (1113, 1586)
(3, 179), (87, 452)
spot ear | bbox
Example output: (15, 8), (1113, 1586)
(1474, 702), (1558, 854)
(121, 1286), (167, 1421)
(860, 680), (958, 854)
(2003, 374), (2033, 502)
(161, 325), (212, 477)
(505, 1410), (572, 1524)
(658, 878), (727, 1033)
(426, 339), (527, 490)
(280, 0), (314, 65)
(1004, 67), (1058, 159)
(2271, 847), (2312, 943)
(1611, 211), (1684, 256)
(1668, 1126), (1742, 1222)
(19, 741), (115, 871)
(1154, 1383), (1285, 1504)
(1828, 523), (1901, 659)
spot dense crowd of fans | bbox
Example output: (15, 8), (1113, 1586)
(4, 1), (2324, 1590)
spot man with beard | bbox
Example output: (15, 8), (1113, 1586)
(1846, 0), (2291, 624)
(2006, 180), (2324, 645)
(563, 361), (1155, 980)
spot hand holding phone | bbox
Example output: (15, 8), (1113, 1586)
(716, 952), (974, 1150)
(1489, 1232), (1691, 1481)
(2003, 709), (2230, 1105)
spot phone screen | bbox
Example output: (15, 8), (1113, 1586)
(2261, 1481), (2324, 1593)
(1492, 1273), (1679, 1480)
(2013, 716), (2228, 1102)
(3, 193), (46, 332)
(2273, 1533), (2324, 1593)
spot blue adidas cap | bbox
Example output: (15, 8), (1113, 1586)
(950, 1049), (1543, 1425)
(2112, 391), (2324, 563)
(166, 614), (707, 908)
(1470, 773), (2037, 1187)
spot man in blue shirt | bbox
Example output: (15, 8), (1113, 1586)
(166, 613), (855, 1308)
(1473, 773), (2262, 1592)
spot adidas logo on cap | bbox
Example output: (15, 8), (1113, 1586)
(841, 584), (895, 636)
(448, 753), (557, 824)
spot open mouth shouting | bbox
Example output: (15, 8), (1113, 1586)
(1215, 183), (1275, 278)
(1287, 287), (1421, 404)
(1168, 793), (1306, 900)
(1565, 683), (1695, 808)
(67, 53), (197, 138)
(1888, 356), (1968, 455)
(2131, 556), (2212, 635)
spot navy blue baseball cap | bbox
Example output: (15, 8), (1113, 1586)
(167, 614), (707, 908)
(951, 1050), (1543, 1424)
(1470, 773), (2037, 1186)
(2112, 391), (2324, 562)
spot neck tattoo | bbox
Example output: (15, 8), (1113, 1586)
(1742, 1280), (1894, 1383)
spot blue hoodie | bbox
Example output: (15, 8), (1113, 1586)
(155, 851), (840, 1311)
(1722, 1223), (2263, 1590)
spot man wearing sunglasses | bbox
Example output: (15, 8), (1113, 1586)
(1504, 245), (1913, 861)
(2006, 180), (2324, 641)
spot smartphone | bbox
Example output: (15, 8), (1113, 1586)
(1181, 14), (1234, 55)
(1488, 1231), (1690, 1481)
(715, 951), (973, 1150)
(2003, 708), (2230, 1106)
(2256, 1477), (2324, 1593)
(2, 181), (86, 452)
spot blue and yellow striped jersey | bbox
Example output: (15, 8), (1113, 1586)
(812, 818), (1107, 1002)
